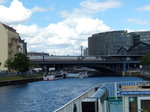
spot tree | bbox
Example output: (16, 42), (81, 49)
(141, 54), (150, 66)
(5, 59), (14, 72)
(12, 53), (30, 72)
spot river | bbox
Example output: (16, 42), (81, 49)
(0, 76), (144, 112)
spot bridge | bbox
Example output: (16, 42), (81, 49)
(29, 55), (141, 75)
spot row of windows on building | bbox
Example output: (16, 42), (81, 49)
(85, 30), (150, 56)
(0, 22), (27, 70)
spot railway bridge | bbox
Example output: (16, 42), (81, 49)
(29, 55), (141, 75)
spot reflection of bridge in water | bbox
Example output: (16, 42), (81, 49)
(29, 55), (141, 76)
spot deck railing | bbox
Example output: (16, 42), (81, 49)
(54, 81), (150, 112)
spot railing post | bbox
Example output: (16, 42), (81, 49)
(114, 83), (118, 100)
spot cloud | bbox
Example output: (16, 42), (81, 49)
(0, 0), (5, 4)
(81, 0), (121, 12)
(61, 0), (121, 18)
(32, 6), (47, 12)
(0, 0), (3, 3)
(128, 18), (149, 25)
(4, 0), (112, 55)
(137, 5), (150, 11)
(14, 18), (111, 55)
(0, 0), (45, 24)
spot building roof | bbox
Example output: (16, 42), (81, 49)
(128, 41), (150, 51)
(117, 46), (129, 54)
(1, 23), (16, 32)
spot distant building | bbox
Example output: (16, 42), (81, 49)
(84, 48), (88, 56)
(19, 37), (27, 54)
(88, 30), (150, 56)
(128, 41), (150, 55)
(117, 46), (129, 55)
(131, 31), (150, 44)
(27, 52), (49, 58)
(88, 31), (132, 55)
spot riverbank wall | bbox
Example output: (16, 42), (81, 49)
(0, 78), (43, 87)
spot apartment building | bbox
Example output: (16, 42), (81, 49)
(0, 23), (26, 70)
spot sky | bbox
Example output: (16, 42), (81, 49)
(0, 0), (150, 55)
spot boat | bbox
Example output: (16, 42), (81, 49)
(54, 81), (150, 112)
(78, 72), (88, 78)
(43, 75), (63, 81)
(43, 71), (67, 81)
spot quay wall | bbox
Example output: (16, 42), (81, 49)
(0, 78), (43, 87)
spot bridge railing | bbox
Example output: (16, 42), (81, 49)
(54, 81), (150, 112)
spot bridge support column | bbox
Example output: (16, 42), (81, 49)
(122, 62), (126, 76)
(46, 66), (50, 75)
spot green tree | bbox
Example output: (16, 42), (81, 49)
(13, 53), (30, 72)
(5, 59), (14, 72)
(141, 54), (150, 65)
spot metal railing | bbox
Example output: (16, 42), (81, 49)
(54, 81), (150, 112)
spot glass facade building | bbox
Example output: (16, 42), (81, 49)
(88, 30), (150, 56)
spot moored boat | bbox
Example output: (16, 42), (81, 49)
(43, 75), (63, 81)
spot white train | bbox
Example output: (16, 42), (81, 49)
(29, 56), (102, 61)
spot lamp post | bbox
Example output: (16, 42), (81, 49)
(81, 45), (83, 56)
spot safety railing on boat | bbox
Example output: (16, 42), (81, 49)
(54, 81), (150, 112)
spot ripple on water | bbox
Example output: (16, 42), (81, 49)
(0, 76), (144, 112)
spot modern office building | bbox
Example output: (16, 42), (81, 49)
(88, 31), (132, 55)
(88, 30), (150, 56)
(131, 31), (150, 44)
(0, 22), (26, 70)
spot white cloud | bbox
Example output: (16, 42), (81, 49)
(137, 5), (150, 11)
(5, 0), (112, 55)
(32, 6), (47, 12)
(0, 0), (45, 24)
(0, 0), (5, 4)
(14, 17), (111, 55)
(0, 0), (3, 3)
(128, 18), (149, 25)
(61, 0), (121, 18)
(81, 0), (121, 12)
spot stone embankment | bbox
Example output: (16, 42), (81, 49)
(0, 78), (43, 87)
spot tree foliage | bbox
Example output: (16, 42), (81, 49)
(13, 53), (30, 72)
(5, 53), (30, 72)
(141, 54), (150, 65)
(5, 59), (13, 72)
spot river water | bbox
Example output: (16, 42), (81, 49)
(0, 76), (144, 112)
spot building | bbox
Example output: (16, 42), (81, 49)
(19, 37), (27, 54)
(88, 30), (150, 56)
(127, 41), (150, 55)
(131, 31), (150, 44)
(27, 52), (49, 58)
(88, 31), (132, 56)
(84, 48), (88, 56)
(0, 22), (26, 70)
